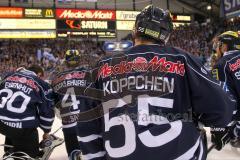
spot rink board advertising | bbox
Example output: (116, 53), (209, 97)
(57, 19), (115, 31)
(171, 14), (191, 22)
(56, 9), (116, 20)
(116, 11), (140, 20)
(116, 21), (135, 31)
(0, 19), (56, 29)
(24, 8), (55, 18)
(0, 7), (23, 18)
(0, 30), (56, 38)
(57, 31), (116, 38)
(223, 0), (240, 18)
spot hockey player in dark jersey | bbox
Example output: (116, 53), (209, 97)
(52, 50), (82, 158)
(52, 50), (104, 160)
(211, 31), (240, 150)
(72, 5), (235, 160)
(0, 65), (55, 158)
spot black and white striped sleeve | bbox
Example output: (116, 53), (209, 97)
(38, 84), (55, 133)
(77, 119), (106, 160)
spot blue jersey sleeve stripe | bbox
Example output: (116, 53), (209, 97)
(62, 122), (77, 128)
(0, 116), (35, 121)
(40, 116), (54, 122)
(39, 124), (52, 129)
(81, 151), (106, 160)
(77, 135), (102, 143)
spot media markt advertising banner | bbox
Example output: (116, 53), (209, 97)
(56, 9), (116, 20)
(24, 8), (55, 18)
(223, 0), (240, 18)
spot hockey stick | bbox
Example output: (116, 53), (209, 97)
(0, 144), (13, 148)
(52, 126), (62, 135)
(39, 126), (64, 160)
(207, 144), (216, 154)
(2, 151), (35, 160)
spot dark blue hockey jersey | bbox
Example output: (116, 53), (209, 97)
(52, 67), (106, 159)
(212, 50), (240, 118)
(0, 68), (54, 133)
(52, 67), (92, 128)
(78, 44), (234, 160)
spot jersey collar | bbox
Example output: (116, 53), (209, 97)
(223, 50), (239, 57)
(16, 67), (37, 76)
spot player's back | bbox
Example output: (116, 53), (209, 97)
(95, 44), (233, 160)
(52, 67), (105, 159)
(52, 67), (93, 126)
(0, 68), (51, 129)
(212, 50), (240, 81)
(213, 50), (240, 112)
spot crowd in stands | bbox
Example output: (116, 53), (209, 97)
(0, 39), (104, 78)
(220, 17), (240, 33)
(169, 23), (216, 58)
(0, 18), (240, 77)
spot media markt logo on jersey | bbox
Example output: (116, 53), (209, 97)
(97, 56), (185, 79)
(44, 9), (54, 18)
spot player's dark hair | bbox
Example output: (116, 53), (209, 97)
(27, 65), (44, 76)
(134, 33), (160, 44)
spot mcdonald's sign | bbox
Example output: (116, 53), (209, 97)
(44, 9), (54, 18)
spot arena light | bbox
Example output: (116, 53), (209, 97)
(103, 41), (133, 52)
(207, 5), (212, 10)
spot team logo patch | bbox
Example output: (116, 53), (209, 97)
(132, 57), (148, 72)
(6, 76), (39, 91)
(53, 72), (86, 85)
(229, 59), (240, 72)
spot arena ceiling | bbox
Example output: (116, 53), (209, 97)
(175, 0), (221, 17)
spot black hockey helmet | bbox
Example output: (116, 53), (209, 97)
(218, 31), (240, 50)
(134, 5), (173, 44)
(65, 49), (80, 67)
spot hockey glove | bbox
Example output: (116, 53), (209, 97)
(230, 121), (240, 148)
(233, 121), (240, 138)
(210, 127), (232, 150)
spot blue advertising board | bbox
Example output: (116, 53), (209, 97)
(223, 0), (240, 18)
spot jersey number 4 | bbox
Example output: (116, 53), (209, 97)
(0, 88), (30, 113)
(103, 94), (183, 158)
(61, 87), (80, 110)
